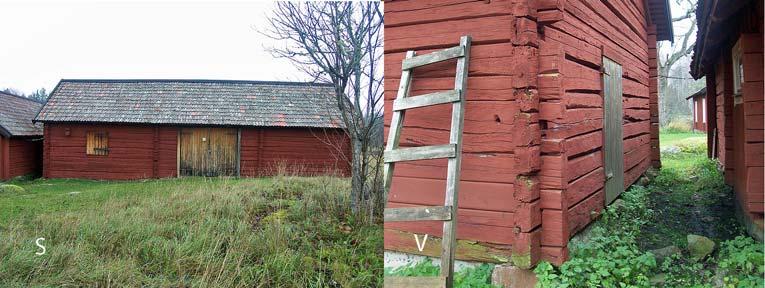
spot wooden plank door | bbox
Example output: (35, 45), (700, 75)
(179, 127), (238, 176)
(603, 57), (624, 204)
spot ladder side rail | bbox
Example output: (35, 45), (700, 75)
(383, 50), (416, 200)
(440, 35), (471, 288)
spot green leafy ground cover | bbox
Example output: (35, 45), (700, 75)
(535, 131), (764, 287)
(385, 260), (498, 288)
(0, 176), (382, 287)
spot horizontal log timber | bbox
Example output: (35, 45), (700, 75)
(384, 126), (515, 153)
(384, 15), (516, 53)
(384, 206), (453, 222)
(386, 220), (515, 244)
(389, 176), (518, 212)
(388, 202), (515, 227)
(386, 44), (537, 79)
(384, 229), (514, 263)
(384, 100), (516, 134)
(392, 153), (517, 183)
(385, 0), (533, 27)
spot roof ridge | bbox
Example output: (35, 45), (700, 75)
(59, 78), (334, 87)
(0, 91), (43, 104)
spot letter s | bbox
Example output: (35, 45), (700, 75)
(35, 238), (46, 255)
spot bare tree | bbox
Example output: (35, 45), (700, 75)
(264, 2), (384, 219)
(658, 0), (702, 125)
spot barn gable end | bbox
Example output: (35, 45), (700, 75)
(383, 0), (671, 267)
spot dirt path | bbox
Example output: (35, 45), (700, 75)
(639, 152), (745, 250)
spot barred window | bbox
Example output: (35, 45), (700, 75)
(86, 131), (109, 155)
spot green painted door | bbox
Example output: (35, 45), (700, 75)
(603, 57), (624, 204)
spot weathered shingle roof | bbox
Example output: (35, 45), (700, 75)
(0, 91), (43, 137)
(35, 79), (344, 129)
(686, 87), (706, 100)
(647, 0), (674, 42)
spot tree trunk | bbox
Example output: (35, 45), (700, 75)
(350, 134), (364, 214)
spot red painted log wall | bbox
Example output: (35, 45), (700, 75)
(383, 0), (542, 267)
(718, 32), (765, 221)
(8, 137), (43, 179)
(383, 0), (660, 267)
(1, 136), (42, 180)
(537, 0), (657, 265)
(240, 128), (350, 177)
(43, 124), (350, 180)
(44, 123), (177, 180)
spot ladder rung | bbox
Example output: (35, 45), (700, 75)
(384, 144), (456, 163)
(402, 46), (465, 70)
(384, 276), (446, 288)
(392, 90), (460, 111)
(384, 206), (452, 222)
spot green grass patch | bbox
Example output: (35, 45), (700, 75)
(659, 130), (706, 149)
(385, 260), (498, 288)
(0, 176), (382, 287)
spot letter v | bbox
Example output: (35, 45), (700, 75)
(413, 234), (429, 252)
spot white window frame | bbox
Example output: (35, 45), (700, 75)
(702, 98), (707, 123)
(732, 38), (744, 104)
(694, 100), (699, 122)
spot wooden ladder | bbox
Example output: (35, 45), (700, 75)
(383, 35), (471, 288)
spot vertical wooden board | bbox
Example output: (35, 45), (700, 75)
(602, 57), (625, 204)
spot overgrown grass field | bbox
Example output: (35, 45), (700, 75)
(0, 176), (382, 287)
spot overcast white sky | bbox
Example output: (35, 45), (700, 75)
(0, 0), (307, 95)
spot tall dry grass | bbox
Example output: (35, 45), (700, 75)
(0, 176), (382, 287)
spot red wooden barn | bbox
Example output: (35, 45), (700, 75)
(383, 0), (673, 267)
(34, 79), (350, 180)
(0, 91), (44, 180)
(690, 0), (764, 240)
(686, 88), (708, 132)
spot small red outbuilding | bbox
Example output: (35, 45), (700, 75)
(0, 91), (44, 180)
(34, 79), (350, 180)
(686, 88), (708, 132)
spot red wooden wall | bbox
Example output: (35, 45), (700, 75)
(384, 0), (541, 268)
(0, 136), (42, 180)
(43, 124), (350, 180)
(383, 0), (659, 268)
(240, 128), (350, 177)
(536, 0), (656, 265)
(43, 123), (178, 180)
(709, 31), (764, 224)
